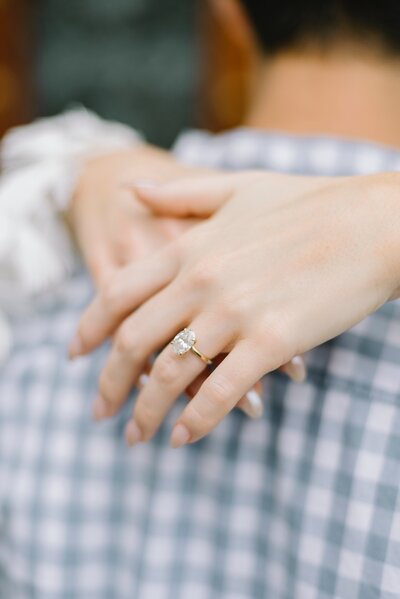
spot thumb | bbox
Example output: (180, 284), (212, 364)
(126, 174), (241, 218)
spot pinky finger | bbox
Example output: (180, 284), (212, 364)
(281, 355), (306, 382)
(236, 383), (264, 419)
(186, 368), (264, 419)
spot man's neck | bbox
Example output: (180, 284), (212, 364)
(245, 46), (400, 148)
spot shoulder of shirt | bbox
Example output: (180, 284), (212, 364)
(172, 128), (400, 177)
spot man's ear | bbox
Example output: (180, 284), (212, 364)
(208, 0), (258, 52)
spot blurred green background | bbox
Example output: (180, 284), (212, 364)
(35, 0), (197, 148)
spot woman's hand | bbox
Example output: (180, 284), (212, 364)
(67, 145), (196, 288)
(69, 152), (291, 419)
(70, 169), (399, 449)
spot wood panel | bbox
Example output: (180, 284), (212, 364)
(0, 0), (34, 138)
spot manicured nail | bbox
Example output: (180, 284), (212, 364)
(92, 395), (109, 421)
(68, 334), (82, 360)
(138, 373), (150, 388)
(242, 389), (264, 419)
(125, 420), (142, 447)
(170, 423), (191, 448)
(286, 355), (306, 382)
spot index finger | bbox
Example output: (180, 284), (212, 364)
(69, 247), (178, 358)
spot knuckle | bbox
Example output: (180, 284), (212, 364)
(203, 375), (234, 407)
(152, 352), (181, 387)
(115, 324), (140, 357)
(187, 260), (217, 289)
(215, 298), (241, 323)
(256, 316), (292, 366)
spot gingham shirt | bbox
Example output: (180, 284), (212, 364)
(1, 130), (400, 599)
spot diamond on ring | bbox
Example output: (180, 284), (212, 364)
(171, 328), (196, 355)
(170, 328), (213, 365)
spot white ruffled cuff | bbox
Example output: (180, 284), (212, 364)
(0, 108), (143, 362)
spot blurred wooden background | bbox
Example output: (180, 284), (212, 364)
(0, 0), (246, 140)
(197, 0), (250, 133)
(0, 0), (33, 137)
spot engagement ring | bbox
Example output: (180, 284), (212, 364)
(170, 328), (213, 365)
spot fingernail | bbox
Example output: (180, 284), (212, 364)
(92, 395), (109, 421)
(287, 355), (306, 383)
(242, 389), (264, 419)
(170, 423), (191, 448)
(138, 373), (150, 388)
(125, 420), (142, 447)
(68, 334), (82, 360)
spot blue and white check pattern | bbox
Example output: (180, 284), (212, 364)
(1, 130), (400, 599)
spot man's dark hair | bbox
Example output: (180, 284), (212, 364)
(240, 1), (400, 55)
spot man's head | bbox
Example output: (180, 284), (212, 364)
(210, 0), (400, 59)
(240, 0), (400, 57)
(205, 0), (400, 146)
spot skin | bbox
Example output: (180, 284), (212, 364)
(246, 46), (400, 148)
(68, 144), (294, 418)
(213, 0), (400, 147)
(68, 1), (400, 290)
(68, 0), (400, 443)
(72, 171), (400, 447)
(68, 145), (195, 287)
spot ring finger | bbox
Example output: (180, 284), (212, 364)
(125, 315), (235, 444)
(92, 282), (195, 420)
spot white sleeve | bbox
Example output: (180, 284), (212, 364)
(0, 107), (143, 361)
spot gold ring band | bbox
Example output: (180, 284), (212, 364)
(190, 345), (213, 365)
(170, 327), (214, 366)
